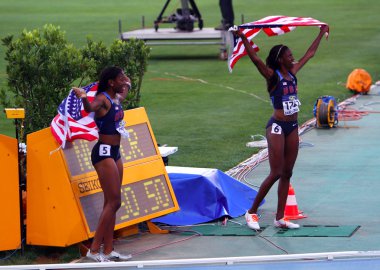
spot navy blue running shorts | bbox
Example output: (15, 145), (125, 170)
(266, 117), (298, 137)
(91, 141), (121, 166)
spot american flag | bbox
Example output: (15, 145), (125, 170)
(50, 82), (99, 148)
(228, 16), (328, 72)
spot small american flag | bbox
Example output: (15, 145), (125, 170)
(51, 82), (99, 148)
(229, 16), (328, 72)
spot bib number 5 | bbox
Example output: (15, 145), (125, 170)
(99, 144), (111, 157)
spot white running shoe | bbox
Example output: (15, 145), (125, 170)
(103, 250), (132, 261)
(86, 250), (110, 262)
(245, 211), (260, 230)
(274, 218), (300, 229)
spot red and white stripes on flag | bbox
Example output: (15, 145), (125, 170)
(50, 82), (99, 148)
(228, 16), (328, 72)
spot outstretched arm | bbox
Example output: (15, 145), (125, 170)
(233, 30), (273, 80)
(291, 25), (329, 75)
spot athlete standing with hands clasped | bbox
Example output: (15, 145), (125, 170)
(73, 66), (132, 262)
(233, 25), (329, 230)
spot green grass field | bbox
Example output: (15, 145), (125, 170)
(1, 0), (379, 171)
(0, 0), (379, 263)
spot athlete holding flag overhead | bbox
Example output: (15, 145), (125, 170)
(232, 20), (329, 230)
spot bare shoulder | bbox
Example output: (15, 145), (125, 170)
(94, 92), (106, 101)
(94, 92), (109, 107)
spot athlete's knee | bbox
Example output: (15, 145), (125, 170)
(270, 169), (292, 180)
(107, 196), (121, 212)
(112, 201), (121, 212)
(282, 170), (293, 180)
(268, 171), (281, 181)
(114, 196), (122, 210)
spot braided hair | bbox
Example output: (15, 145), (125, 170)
(97, 66), (124, 95)
(266, 44), (289, 92)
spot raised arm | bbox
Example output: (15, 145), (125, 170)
(291, 25), (329, 75)
(233, 30), (273, 80)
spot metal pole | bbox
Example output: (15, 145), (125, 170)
(15, 119), (25, 254)
(118, 19), (122, 39)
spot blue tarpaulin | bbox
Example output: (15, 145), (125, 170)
(152, 167), (263, 225)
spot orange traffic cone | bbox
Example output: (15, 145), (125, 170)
(284, 184), (307, 220)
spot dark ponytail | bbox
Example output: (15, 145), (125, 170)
(97, 66), (124, 95)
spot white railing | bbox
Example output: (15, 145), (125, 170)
(1, 250), (380, 270)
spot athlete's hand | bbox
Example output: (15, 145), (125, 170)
(230, 26), (245, 39)
(72, 87), (86, 99)
(320, 25), (329, 39)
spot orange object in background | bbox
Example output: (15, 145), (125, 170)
(26, 128), (88, 246)
(284, 184), (307, 220)
(346, 68), (372, 93)
(0, 134), (21, 251)
(26, 107), (179, 247)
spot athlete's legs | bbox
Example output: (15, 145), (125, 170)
(276, 129), (299, 220)
(102, 158), (124, 255)
(248, 126), (285, 213)
(116, 157), (123, 184)
(90, 158), (122, 254)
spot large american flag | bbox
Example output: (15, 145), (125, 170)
(228, 16), (328, 72)
(50, 82), (99, 148)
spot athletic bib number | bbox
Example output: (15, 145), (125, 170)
(99, 144), (111, 157)
(271, 123), (282, 135)
(282, 95), (301, 115)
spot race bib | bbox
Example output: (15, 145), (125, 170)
(271, 123), (282, 135)
(116, 120), (129, 138)
(99, 144), (111, 156)
(282, 95), (301, 116)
